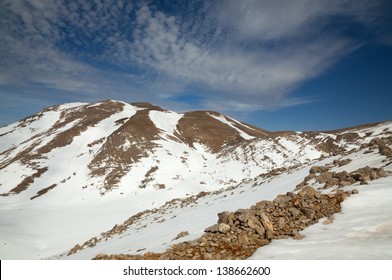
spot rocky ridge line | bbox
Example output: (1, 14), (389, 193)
(66, 167), (293, 256)
(93, 185), (350, 260)
(67, 134), (391, 260)
(92, 147), (390, 260)
(93, 169), (388, 260)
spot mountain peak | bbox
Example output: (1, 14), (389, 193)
(1, 99), (390, 201)
(130, 102), (166, 111)
(0, 100), (391, 259)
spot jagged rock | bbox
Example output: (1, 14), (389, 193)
(316, 172), (333, 184)
(260, 213), (275, 235)
(369, 170), (378, 180)
(205, 247), (215, 253)
(301, 200), (309, 208)
(351, 173), (364, 182)
(273, 194), (292, 204)
(333, 159), (352, 167)
(294, 182), (306, 191)
(286, 192), (295, 198)
(94, 253), (108, 260)
(94, 175), (355, 260)
(301, 186), (320, 198)
(333, 171), (348, 180)
(173, 231), (190, 240)
(197, 236), (207, 244)
(336, 133), (359, 143)
(277, 217), (286, 230)
(377, 168), (388, 177)
(203, 253), (213, 259)
(205, 225), (219, 233)
(306, 174), (316, 180)
(347, 177), (356, 184)
(265, 230), (274, 240)
(325, 178), (339, 187)
(176, 251), (187, 257)
(247, 216), (265, 237)
(189, 240), (199, 247)
(255, 200), (273, 210)
(310, 166), (328, 174)
(217, 211), (234, 224)
(339, 181), (352, 187)
(218, 223), (231, 234)
(380, 147), (392, 158)
(235, 209), (251, 223)
(238, 232), (250, 245)
(288, 207), (301, 218)
(300, 207), (316, 220)
(358, 166), (373, 181)
(369, 137), (382, 146)
(67, 244), (82, 255)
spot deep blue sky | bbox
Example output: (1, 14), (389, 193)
(1, 0), (391, 131)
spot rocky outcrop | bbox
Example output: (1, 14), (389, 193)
(93, 142), (392, 261)
(93, 186), (350, 260)
(362, 136), (392, 159)
(296, 163), (389, 191)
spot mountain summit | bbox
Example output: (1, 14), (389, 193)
(0, 100), (391, 259)
(0, 99), (373, 200)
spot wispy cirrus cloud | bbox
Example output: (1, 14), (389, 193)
(0, 0), (390, 121)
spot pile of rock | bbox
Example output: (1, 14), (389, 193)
(69, 187), (243, 256)
(362, 137), (392, 159)
(94, 186), (350, 260)
(92, 137), (391, 260)
(296, 164), (388, 191)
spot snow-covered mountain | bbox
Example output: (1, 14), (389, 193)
(0, 100), (391, 259)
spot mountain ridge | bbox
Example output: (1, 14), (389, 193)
(1, 99), (391, 199)
(0, 99), (391, 259)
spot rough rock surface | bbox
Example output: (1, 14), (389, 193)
(93, 186), (349, 260)
(296, 164), (389, 191)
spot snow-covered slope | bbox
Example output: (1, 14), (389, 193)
(250, 148), (392, 259)
(0, 100), (391, 259)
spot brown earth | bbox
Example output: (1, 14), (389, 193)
(88, 107), (161, 189)
(175, 111), (268, 153)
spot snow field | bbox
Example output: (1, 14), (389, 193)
(249, 149), (392, 259)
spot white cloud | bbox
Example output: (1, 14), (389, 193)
(211, 0), (382, 41)
(114, 4), (358, 110)
(0, 0), (389, 115)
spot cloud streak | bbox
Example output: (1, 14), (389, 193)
(0, 0), (389, 116)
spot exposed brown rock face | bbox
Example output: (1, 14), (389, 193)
(30, 184), (57, 200)
(314, 136), (344, 155)
(1, 100), (124, 196)
(7, 167), (48, 195)
(365, 136), (392, 159)
(175, 111), (268, 153)
(130, 102), (166, 111)
(88, 108), (161, 189)
(1, 99), (390, 200)
(38, 100), (124, 155)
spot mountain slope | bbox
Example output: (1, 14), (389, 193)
(0, 100), (391, 259)
(0, 100), (321, 202)
(67, 138), (392, 260)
